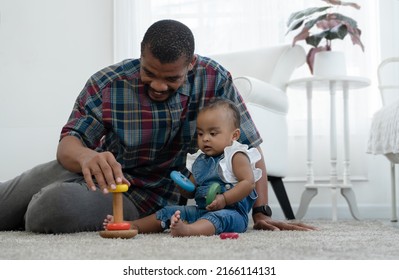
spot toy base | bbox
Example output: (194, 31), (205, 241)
(99, 229), (138, 239)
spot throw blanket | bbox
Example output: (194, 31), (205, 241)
(367, 100), (399, 163)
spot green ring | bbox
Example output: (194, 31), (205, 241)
(206, 182), (222, 206)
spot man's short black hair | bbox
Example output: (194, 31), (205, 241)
(141, 19), (195, 64)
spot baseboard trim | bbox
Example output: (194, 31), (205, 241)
(269, 204), (397, 221)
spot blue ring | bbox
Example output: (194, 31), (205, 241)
(170, 171), (195, 192)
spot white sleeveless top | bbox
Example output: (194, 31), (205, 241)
(186, 141), (262, 184)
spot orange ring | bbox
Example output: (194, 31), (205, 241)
(106, 222), (131, 231)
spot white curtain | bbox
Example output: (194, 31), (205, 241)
(113, 0), (380, 181)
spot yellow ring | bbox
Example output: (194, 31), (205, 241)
(108, 184), (129, 193)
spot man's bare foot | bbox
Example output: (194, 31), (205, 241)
(103, 214), (114, 229)
(102, 214), (137, 230)
(170, 210), (191, 237)
(252, 213), (317, 231)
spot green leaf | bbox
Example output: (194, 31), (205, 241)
(287, 6), (331, 27)
(325, 23), (348, 40)
(329, 13), (359, 29)
(305, 31), (328, 47)
(285, 19), (304, 35)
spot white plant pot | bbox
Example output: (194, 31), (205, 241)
(313, 51), (347, 77)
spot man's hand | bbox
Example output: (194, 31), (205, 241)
(57, 136), (130, 194)
(80, 151), (130, 193)
(252, 212), (317, 231)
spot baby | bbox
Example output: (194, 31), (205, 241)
(104, 98), (261, 236)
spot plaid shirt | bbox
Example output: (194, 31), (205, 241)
(60, 55), (262, 216)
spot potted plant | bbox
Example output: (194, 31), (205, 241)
(286, 0), (364, 74)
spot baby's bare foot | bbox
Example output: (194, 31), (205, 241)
(170, 210), (181, 227)
(170, 210), (190, 237)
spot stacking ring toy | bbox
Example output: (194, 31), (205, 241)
(170, 171), (195, 192)
(206, 182), (222, 206)
(99, 184), (138, 239)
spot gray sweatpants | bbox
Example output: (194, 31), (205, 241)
(0, 160), (139, 233)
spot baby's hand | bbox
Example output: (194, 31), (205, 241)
(206, 194), (226, 211)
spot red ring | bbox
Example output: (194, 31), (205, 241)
(106, 222), (131, 231)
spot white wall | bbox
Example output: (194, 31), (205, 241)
(0, 0), (113, 180)
(378, 0), (399, 60)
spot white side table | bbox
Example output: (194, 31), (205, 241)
(288, 76), (370, 221)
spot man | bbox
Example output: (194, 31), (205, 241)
(0, 19), (313, 233)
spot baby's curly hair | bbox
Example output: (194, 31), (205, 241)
(201, 98), (241, 129)
(141, 19), (195, 64)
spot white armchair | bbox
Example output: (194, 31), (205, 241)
(211, 44), (306, 219)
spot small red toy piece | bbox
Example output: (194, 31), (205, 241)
(220, 232), (239, 239)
